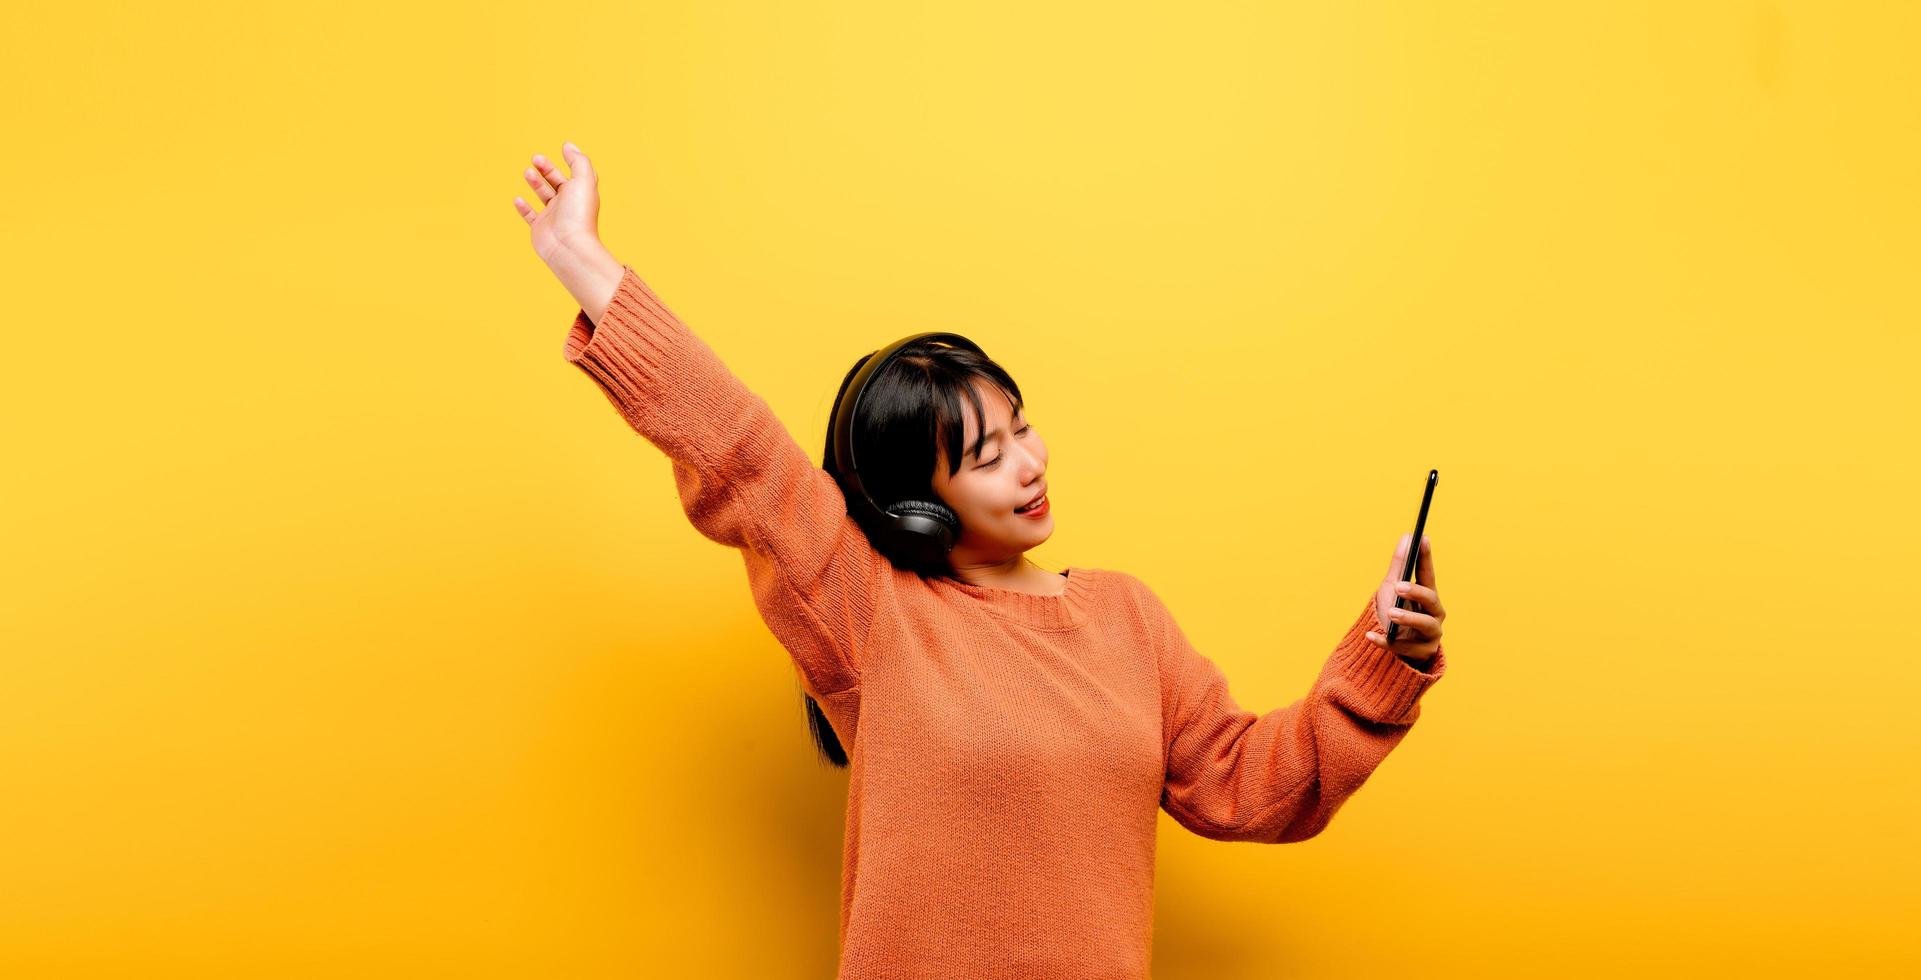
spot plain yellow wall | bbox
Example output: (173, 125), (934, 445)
(3, 1), (1915, 976)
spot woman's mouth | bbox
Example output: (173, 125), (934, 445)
(1014, 491), (1050, 518)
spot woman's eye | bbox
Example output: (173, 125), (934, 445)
(976, 426), (1027, 468)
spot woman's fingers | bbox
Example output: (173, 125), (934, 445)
(1385, 606), (1442, 641)
(514, 144), (592, 217)
(1374, 533), (1444, 652)
(531, 152), (568, 191)
(1363, 626), (1439, 653)
(524, 164), (558, 204)
(515, 148), (559, 216)
(1393, 581), (1446, 620)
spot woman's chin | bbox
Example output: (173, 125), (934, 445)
(1021, 515), (1055, 542)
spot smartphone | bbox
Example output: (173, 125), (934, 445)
(1385, 469), (1438, 644)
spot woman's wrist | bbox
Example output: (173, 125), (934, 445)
(546, 238), (626, 326)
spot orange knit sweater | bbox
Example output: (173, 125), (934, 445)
(562, 266), (1447, 979)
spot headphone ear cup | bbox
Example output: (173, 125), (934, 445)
(882, 498), (962, 571)
(886, 498), (960, 532)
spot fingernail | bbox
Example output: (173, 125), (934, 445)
(1395, 582), (1410, 593)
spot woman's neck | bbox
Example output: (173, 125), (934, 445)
(948, 555), (1065, 595)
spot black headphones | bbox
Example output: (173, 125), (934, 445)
(830, 331), (987, 573)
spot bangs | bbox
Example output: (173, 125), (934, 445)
(930, 372), (1024, 478)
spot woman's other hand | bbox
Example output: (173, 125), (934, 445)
(512, 142), (625, 324)
(1366, 533), (1445, 667)
(513, 142), (604, 265)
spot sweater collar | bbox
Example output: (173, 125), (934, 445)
(934, 566), (1096, 630)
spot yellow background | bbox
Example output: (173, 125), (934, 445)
(4, 1), (1915, 976)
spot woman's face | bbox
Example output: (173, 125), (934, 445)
(930, 378), (1053, 565)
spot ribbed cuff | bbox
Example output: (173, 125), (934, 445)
(561, 265), (756, 459)
(1322, 594), (1447, 725)
(562, 265), (698, 425)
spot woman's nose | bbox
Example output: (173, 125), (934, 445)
(1017, 450), (1044, 479)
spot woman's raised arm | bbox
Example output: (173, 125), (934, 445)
(517, 145), (891, 700)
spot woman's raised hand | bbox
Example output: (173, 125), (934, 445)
(512, 142), (603, 266)
(1366, 533), (1445, 666)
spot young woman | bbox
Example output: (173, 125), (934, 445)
(514, 143), (1448, 979)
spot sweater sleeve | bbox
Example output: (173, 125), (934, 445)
(562, 265), (891, 699)
(1147, 584), (1447, 844)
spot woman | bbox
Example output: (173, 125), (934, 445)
(513, 143), (1448, 980)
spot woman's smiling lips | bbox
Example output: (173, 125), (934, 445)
(1015, 490), (1050, 518)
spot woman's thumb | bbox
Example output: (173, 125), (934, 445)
(1385, 532), (1411, 580)
(563, 142), (594, 179)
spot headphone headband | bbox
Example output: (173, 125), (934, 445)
(830, 331), (987, 573)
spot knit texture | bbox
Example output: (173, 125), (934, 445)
(562, 266), (1448, 979)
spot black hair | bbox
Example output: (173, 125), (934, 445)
(799, 336), (1026, 768)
